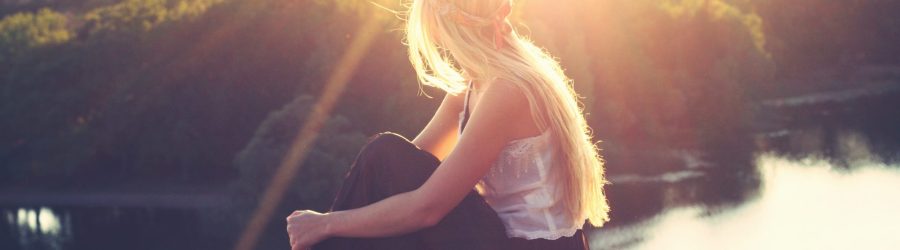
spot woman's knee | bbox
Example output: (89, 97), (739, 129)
(356, 131), (440, 172)
(363, 131), (411, 152)
(356, 132), (412, 165)
(369, 132), (411, 147)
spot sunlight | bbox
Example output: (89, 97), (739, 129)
(12, 207), (62, 235)
(17, 208), (32, 233)
(37, 207), (62, 235)
(1, 0), (898, 249)
(232, 7), (389, 250)
(592, 154), (900, 250)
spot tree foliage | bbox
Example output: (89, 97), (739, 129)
(0, 0), (896, 192)
(519, 0), (773, 163)
(232, 94), (368, 211)
(0, 8), (70, 62)
(83, 0), (224, 40)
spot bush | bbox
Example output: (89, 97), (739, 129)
(523, 0), (773, 151)
(0, 8), (70, 62)
(232, 94), (369, 211)
(83, 0), (224, 39)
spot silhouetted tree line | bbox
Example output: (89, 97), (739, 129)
(1, 0), (898, 210)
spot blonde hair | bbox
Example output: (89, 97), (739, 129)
(405, 0), (610, 227)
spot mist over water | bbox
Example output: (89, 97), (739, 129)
(589, 118), (900, 250)
(592, 154), (900, 250)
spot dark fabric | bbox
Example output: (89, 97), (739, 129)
(312, 132), (588, 250)
(508, 230), (590, 250)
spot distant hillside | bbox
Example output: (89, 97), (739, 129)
(2, 0), (899, 200)
(0, 0), (119, 17)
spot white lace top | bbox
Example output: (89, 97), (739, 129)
(457, 81), (586, 240)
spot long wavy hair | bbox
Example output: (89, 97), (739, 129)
(405, 0), (610, 227)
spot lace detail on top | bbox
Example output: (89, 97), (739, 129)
(457, 80), (587, 240)
(504, 129), (551, 157)
(481, 129), (550, 179)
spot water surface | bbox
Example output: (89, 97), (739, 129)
(3, 125), (899, 250)
(591, 154), (900, 250)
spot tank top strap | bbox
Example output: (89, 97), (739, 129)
(460, 80), (474, 133)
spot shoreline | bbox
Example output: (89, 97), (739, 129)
(0, 190), (231, 208)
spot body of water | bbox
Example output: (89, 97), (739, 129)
(1, 205), (233, 250)
(592, 153), (900, 250)
(3, 123), (899, 249)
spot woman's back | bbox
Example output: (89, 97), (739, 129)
(458, 80), (586, 240)
(290, 1), (601, 249)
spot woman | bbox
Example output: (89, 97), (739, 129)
(286, 0), (610, 249)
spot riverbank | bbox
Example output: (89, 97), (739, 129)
(0, 187), (231, 208)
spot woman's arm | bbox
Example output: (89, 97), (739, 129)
(287, 80), (535, 249)
(411, 92), (464, 161)
(322, 80), (533, 236)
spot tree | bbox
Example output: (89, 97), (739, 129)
(0, 8), (70, 63)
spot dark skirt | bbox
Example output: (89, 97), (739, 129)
(313, 132), (589, 250)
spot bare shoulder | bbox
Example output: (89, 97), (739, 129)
(475, 78), (541, 138)
(480, 78), (529, 108)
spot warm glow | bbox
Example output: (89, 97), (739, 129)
(591, 154), (900, 250)
(2, 0), (898, 249)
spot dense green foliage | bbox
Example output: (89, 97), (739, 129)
(0, 8), (70, 62)
(755, 0), (900, 77)
(516, 0), (773, 169)
(232, 95), (368, 211)
(1, 0), (898, 210)
(83, 0), (223, 39)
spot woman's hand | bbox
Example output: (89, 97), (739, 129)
(286, 210), (330, 250)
